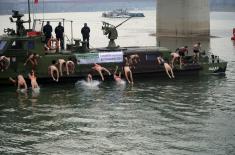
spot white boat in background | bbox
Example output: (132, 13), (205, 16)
(102, 9), (145, 18)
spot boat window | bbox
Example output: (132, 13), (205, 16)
(27, 40), (35, 49)
(145, 54), (158, 61)
(0, 41), (7, 51)
(9, 41), (23, 50)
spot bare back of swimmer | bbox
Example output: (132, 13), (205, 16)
(9, 74), (28, 91)
(66, 60), (75, 75)
(28, 70), (39, 89)
(123, 56), (134, 84)
(24, 53), (39, 69)
(0, 56), (10, 71)
(92, 63), (111, 81)
(57, 59), (66, 76)
(170, 52), (180, 68)
(48, 65), (59, 82)
(157, 56), (175, 79)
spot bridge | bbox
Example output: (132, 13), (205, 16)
(157, 0), (210, 37)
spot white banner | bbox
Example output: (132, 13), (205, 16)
(98, 51), (123, 63)
(74, 51), (123, 64)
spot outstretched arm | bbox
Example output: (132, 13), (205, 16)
(113, 66), (118, 77)
(102, 67), (111, 75)
(50, 69), (56, 81)
(24, 57), (30, 66)
(9, 77), (16, 84)
(56, 69), (59, 82)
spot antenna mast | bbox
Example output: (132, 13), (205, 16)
(28, 0), (31, 29)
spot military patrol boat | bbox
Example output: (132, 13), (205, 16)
(0, 10), (227, 85)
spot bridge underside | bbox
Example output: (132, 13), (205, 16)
(157, 0), (210, 37)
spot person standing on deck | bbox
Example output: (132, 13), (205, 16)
(55, 22), (64, 50)
(170, 52), (180, 69)
(81, 23), (90, 49)
(43, 21), (53, 44)
(178, 46), (188, 68)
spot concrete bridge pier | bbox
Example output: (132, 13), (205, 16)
(157, 0), (210, 37)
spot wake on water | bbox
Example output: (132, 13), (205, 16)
(32, 87), (40, 94)
(76, 80), (101, 89)
(17, 87), (40, 95)
(116, 79), (126, 85)
(75, 79), (126, 90)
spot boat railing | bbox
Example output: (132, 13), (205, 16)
(32, 18), (74, 45)
(207, 50), (226, 63)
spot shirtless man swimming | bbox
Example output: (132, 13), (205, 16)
(66, 59), (75, 75)
(170, 52), (180, 68)
(57, 59), (66, 76)
(48, 61), (59, 82)
(129, 54), (140, 68)
(87, 73), (93, 83)
(123, 56), (134, 84)
(24, 53), (39, 69)
(157, 56), (175, 79)
(9, 74), (28, 91)
(92, 63), (111, 81)
(0, 56), (10, 71)
(113, 66), (122, 83)
(28, 70), (39, 89)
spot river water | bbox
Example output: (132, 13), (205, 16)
(0, 10), (235, 155)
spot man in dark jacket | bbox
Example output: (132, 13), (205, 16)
(43, 21), (52, 44)
(81, 23), (90, 48)
(55, 22), (64, 50)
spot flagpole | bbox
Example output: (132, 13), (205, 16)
(28, 0), (31, 29)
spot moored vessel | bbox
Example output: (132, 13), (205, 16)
(0, 9), (227, 85)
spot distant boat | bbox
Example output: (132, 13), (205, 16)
(102, 9), (145, 18)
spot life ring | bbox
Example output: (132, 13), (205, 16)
(47, 38), (59, 50)
(0, 56), (10, 71)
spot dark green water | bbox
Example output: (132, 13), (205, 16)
(1, 11), (235, 154)
(0, 74), (235, 154)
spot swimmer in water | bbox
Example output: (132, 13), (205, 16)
(87, 73), (93, 83)
(28, 70), (39, 89)
(92, 63), (111, 81)
(24, 53), (39, 69)
(48, 60), (59, 82)
(57, 59), (66, 76)
(66, 58), (75, 75)
(113, 66), (122, 83)
(9, 74), (28, 91)
(157, 56), (175, 79)
(123, 56), (134, 84)
(0, 56), (10, 71)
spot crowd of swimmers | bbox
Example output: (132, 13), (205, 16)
(2, 42), (202, 92)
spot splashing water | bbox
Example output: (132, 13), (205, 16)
(75, 80), (101, 89)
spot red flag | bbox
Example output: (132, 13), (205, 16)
(34, 0), (38, 4)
